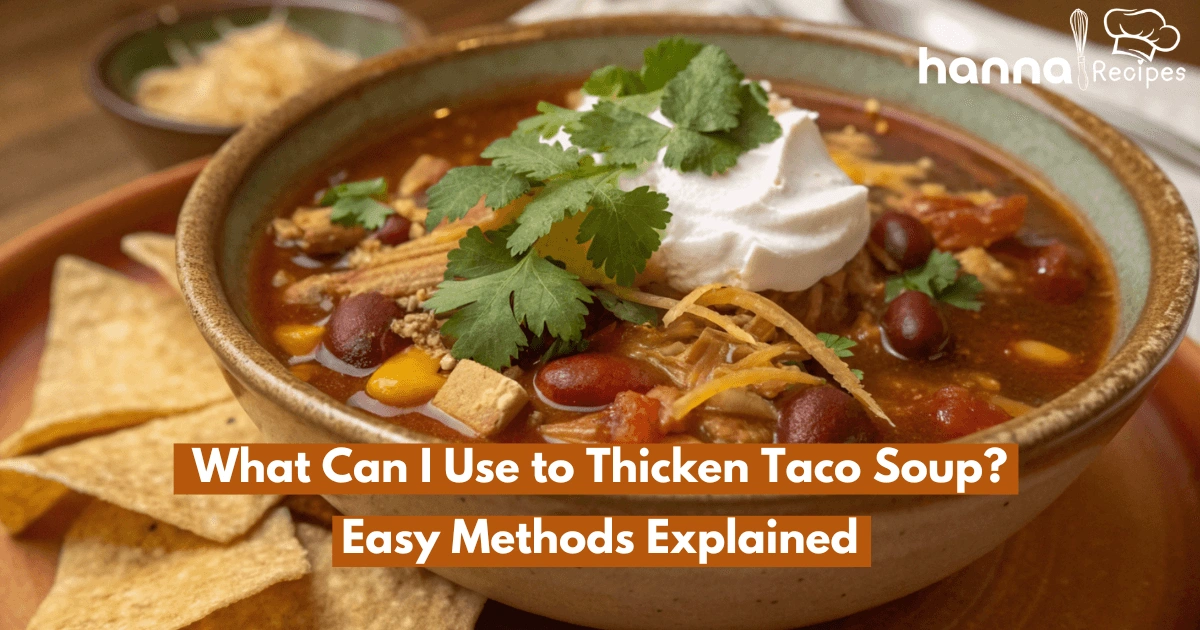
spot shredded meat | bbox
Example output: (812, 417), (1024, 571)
(282, 252), (447, 304)
(697, 413), (774, 444)
(764, 250), (884, 330)
(399, 155), (452, 197)
(272, 207), (365, 255)
(955, 247), (1016, 292)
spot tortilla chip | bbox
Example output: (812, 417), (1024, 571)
(283, 495), (342, 527)
(26, 502), (309, 630)
(0, 401), (278, 542)
(191, 523), (485, 629)
(121, 232), (179, 292)
(0, 256), (232, 456)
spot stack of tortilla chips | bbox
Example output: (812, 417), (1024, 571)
(0, 233), (485, 630)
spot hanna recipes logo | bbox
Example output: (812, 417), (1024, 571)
(918, 7), (1186, 89)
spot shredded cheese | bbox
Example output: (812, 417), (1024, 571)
(696, 286), (892, 424)
(663, 283), (722, 326)
(730, 343), (793, 369)
(613, 287), (759, 345)
(134, 20), (358, 126)
(671, 368), (824, 419)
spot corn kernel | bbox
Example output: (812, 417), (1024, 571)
(366, 347), (447, 407)
(273, 324), (324, 356)
(290, 363), (321, 382)
(1011, 340), (1073, 367)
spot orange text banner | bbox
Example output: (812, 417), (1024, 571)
(331, 515), (871, 568)
(175, 443), (1017, 495)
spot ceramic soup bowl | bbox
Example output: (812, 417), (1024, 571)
(177, 16), (1197, 630)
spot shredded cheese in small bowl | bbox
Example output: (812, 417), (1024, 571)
(134, 19), (359, 127)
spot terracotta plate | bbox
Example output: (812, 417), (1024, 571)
(2, 165), (1198, 629)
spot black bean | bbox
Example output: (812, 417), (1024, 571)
(870, 211), (934, 269)
(881, 291), (948, 359)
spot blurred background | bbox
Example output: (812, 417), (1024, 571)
(1, 0), (1195, 268)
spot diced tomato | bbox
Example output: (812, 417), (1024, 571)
(906, 194), (1027, 251)
(1029, 241), (1089, 304)
(603, 391), (663, 443)
(923, 385), (1011, 440)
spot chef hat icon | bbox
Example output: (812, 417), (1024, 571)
(1104, 8), (1180, 63)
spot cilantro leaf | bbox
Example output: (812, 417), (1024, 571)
(577, 184), (670, 286)
(425, 166), (530, 230)
(319, 177), (393, 230)
(724, 82), (783, 151)
(595, 289), (660, 326)
(512, 255), (594, 341)
(937, 273), (985, 311)
(481, 134), (581, 180)
(817, 333), (857, 358)
(516, 102), (584, 139)
(661, 126), (742, 175)
(571, 101), (669, 166)
(885, 250), (984, 311)
(441, 226), (520, 280)
(425, 227), (593, 369)
(851, 368), (865, 381)
(640, 37), (706, 91)
(328, 196), (394, 230)
(583, 65), (645, 97)
(613, 91), (663, 115)
(319, 177), (388, 205)
(540, 336), (590, 362)
(660, 45), (743, 133)
(506, 171), (608, 254)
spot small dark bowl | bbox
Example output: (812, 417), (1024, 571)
(84, 0), (427, 168)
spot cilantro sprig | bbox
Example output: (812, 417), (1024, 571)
(817, 333), (864, 381)
(885, 250), (984, 311)
(424, 37), (783, 369)
(571, 39), (783, 175)
(321, 177), (394, 230)
(422, 226), (593, 369)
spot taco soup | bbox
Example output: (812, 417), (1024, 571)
(249, 39), (1115, 445)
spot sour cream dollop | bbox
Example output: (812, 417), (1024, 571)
(553, 90), (869, 293)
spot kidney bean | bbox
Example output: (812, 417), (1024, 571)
(924, 385), (1011, 440)
(908, 194), (1026, 251)
(535, 353), (665, 408)
(324, 292), (407, 368)
(1030, 241), (1088, 304)
(778, 386), (875, 444)
(375, 214), (413, 246)
(881, 291), (949, 359)
(870, 211), (934, 269)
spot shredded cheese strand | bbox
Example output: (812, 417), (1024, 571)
(730, 343), (792, 369)
(663, 283), (722, 326)
(671, 368), (824, 419)
(613, 287), (758, 345)
(697, 286), (892, 424)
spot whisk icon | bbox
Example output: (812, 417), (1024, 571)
(1071, 9), (1089, 90)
